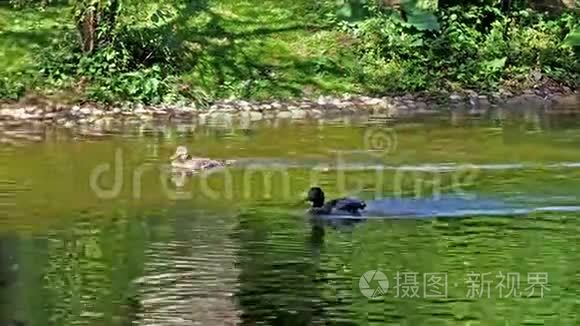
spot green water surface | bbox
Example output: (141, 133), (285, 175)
(1, 108), (580, 325)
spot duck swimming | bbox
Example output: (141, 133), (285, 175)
(170, 146), (235, 171)
(306, 187), (366, 216)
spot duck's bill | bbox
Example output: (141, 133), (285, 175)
(170, 153), (179, 160)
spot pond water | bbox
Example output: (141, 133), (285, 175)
(2, 107), (580, 325)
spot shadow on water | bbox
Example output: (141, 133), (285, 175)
(235, 209), (369, 326)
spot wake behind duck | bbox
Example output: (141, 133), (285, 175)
(305, 187), (580, 220)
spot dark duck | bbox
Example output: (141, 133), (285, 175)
(306, 187), (366, 216)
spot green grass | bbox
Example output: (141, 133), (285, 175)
(175, 0), (362, 99)
(0, 4), (73, 100)
(0, 0), (362, 101)
(0, 5), (72, 74)
(0, 1), (577, 103)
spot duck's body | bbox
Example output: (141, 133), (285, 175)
(171, 156), (232, 170)
(307, 187), (366, 216)
(170, 146), (235, 171)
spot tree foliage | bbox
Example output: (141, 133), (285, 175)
(1, 0), (578, 103)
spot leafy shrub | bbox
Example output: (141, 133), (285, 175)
(347, 5), (578, 93)
(0, 74), (27, 100)
(6, 0), (577, 103)
(31, 0), (211, 103)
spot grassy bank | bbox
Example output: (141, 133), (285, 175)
(0, 1), (578, 104)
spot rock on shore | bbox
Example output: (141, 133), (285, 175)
(1, 92), (577, 126)
(0, 92), (577, 145)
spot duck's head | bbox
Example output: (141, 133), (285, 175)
(170, 146), (189, 161)
(307, 187), (325, 208)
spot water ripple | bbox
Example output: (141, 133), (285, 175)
(228, 159), (580, 172)
(133, 221), (240, 326)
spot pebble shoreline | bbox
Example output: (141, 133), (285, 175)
(1, 91), (577, 127)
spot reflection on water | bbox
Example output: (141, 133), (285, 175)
(135, 212), (239, 326)
(2, 106), (580, 325)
